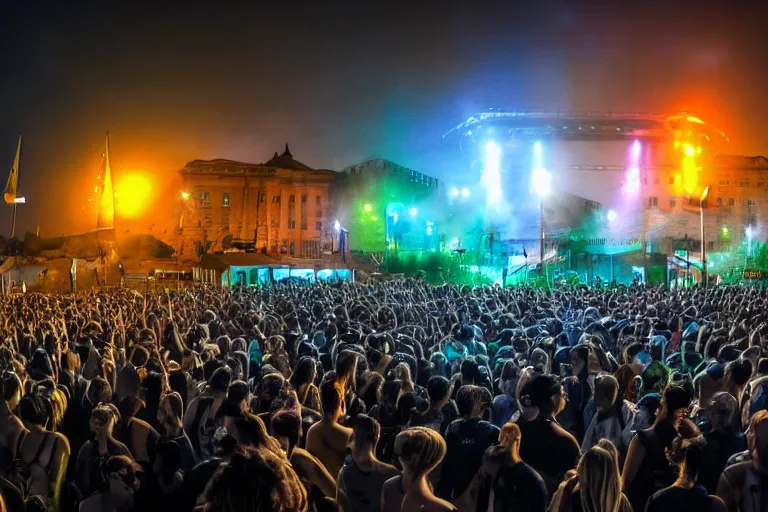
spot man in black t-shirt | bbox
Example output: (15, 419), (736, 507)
(516, 374), (581, 495)
(439, 385), (500, 501)
(488, 422), (548, 512)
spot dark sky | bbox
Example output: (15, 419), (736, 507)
(1, 1), (766, 235)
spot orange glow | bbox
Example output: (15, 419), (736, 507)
(686, 116), (705, 124)
(114, 173), (153, 218)
(684, 144), (695, 157)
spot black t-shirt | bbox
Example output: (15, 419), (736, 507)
(492, 462), (548, 512)
(516, 416), (580, 495)
(440, 418), (500, 500)
(645, 485), (716, 512)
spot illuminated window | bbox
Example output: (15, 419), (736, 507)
(201, 192), (210, 202)
(648, 197), (658, 207)
(272, 195), (281, 203)
(316, 221), (322, 230)
(222, 193), (230, 208)
(259, 192), (265, 203)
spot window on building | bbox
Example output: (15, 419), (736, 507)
(301, 194), (307, 203)
(717, 197), (723, 206)
(272, 195), (281, 203)
(316, 195), (321, 207)
(201, 192), (211, 202)
(728, 198), (735, 206)
(747, 199), (757, 206)
(719, 179), (730, 185)
(222, 192), (230, 207)
(669, 198), (676, 208)
(288, 195), (296, 229)
(648, 197), (658, 207)
(669, 176), (675, 185)
(315, 221), (322, 230)
(740, 179), (750, 187)
(759, 182), (766, 189)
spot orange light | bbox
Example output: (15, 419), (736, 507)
(674, 141), (681, 149)
(181, 191), (190, 200)
(684, 144), (695, 157)
(686, 116), (705, 124)
(114, 173), (153, 219)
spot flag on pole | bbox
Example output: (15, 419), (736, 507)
(97, 132), (115, 229)
(4, 135), (21, 204)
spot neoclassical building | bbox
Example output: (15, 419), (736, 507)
(179, 145), (337, 258)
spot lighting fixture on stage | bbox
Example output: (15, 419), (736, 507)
(684, 144), (695, 157)
(370, 216), (378, 221)
(13, 197), (25, 204)
(534, 141), (542, 155)
(607, 209), (617, 222)
(483, 141), (502, 204)
(180, 191), (190, 200)
(334, 220), (341, 231)
(532, 167), (551, 198)
(746, 225), (753, 238)
(364, 203), (372, 212)
(409, 207), (418, 216)
(722, 226), (729, 235)
(451, 187), (459, 196)
(461, 187), (470, 197)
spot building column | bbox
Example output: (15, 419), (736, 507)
(239, 177), (249, 240)
(265, 182), (272, 251)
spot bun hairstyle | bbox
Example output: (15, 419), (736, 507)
(666, 436), (707, 480)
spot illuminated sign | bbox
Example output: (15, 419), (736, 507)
(743, 270), (764, 280)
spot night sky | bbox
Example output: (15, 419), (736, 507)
(1, 1), (765, 235)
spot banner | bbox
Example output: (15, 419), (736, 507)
(3, 135), (21, 204)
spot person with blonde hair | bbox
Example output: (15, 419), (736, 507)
(551, 445), (631, 512)
(380, 427), (457, 512)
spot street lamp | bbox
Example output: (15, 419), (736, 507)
(700, 185), (710, 287)
(532, 166), (551, 265)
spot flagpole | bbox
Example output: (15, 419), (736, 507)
(10, 203), (16, 239)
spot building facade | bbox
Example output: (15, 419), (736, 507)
(178, 145), (337, 258)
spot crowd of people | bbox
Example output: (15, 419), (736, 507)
(0, 280), (766, 512)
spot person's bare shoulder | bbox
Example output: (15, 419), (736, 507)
(710, 495), (727, 512)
